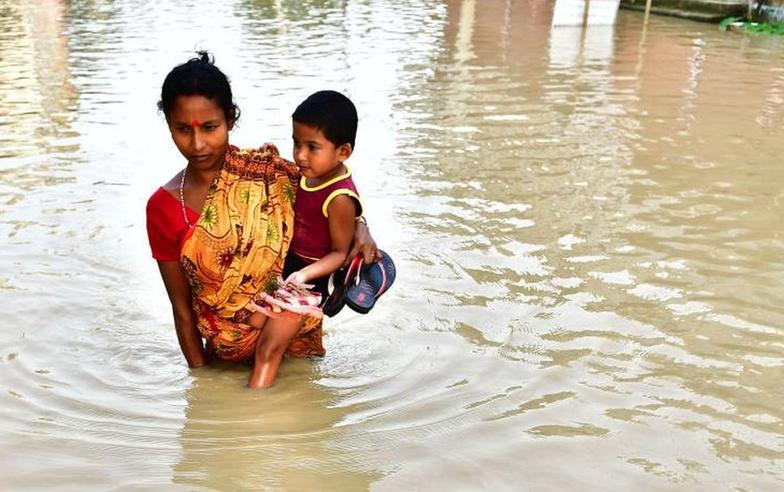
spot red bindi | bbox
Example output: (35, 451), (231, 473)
(191, 119), (201, 128)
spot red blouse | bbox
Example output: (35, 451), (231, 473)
(146, 187), (199, 261)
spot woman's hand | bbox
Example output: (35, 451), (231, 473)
(345, 220), (378, 267)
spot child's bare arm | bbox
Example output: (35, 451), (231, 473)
(290, 195), (356, 283)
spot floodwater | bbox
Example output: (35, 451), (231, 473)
(1, 0), (783, 490)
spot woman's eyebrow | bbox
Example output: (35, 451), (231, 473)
(173, 118), (219, 126)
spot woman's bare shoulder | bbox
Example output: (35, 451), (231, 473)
(161, 169), (184, 193)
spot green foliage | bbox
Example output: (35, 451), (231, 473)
(743, 22), (784, 34)
(719, 16), (741, 30)
(720, 16), (784, 35)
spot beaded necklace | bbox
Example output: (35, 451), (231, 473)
(179, 167), (192, 228)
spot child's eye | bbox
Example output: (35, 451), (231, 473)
(309, 145), (317, 152)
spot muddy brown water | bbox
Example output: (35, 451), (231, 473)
(1, 0), (783, 490)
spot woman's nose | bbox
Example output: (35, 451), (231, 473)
(191, 130), (206, 151)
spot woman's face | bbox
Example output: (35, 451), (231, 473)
(167, 95), (233, 172)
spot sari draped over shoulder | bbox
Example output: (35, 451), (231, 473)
(180, 145), (323, 361)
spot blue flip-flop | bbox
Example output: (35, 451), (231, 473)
(344, 250), (396, 314)
(322, 254), (364, 317)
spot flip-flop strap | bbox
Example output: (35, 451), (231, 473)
(355, 257), (364, 286)
(375, 262), (387, 298)
(344, 254), (363, 285)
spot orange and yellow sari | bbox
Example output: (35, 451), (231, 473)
(180, 145), (323, 362)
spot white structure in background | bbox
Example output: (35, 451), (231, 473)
(550, 0), (619, 66)
(552, 0), (621, 26)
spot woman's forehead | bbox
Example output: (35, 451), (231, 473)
(170, 94), (225, 120)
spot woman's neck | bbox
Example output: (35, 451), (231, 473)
(187, 159), (223, 187)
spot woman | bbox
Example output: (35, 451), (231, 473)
(146, 52), (377, 388)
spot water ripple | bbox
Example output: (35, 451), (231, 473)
(1, 0), (783, 490)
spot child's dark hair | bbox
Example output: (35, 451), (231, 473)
(158, 51), (240, 124)
(292, 90), (357, 149)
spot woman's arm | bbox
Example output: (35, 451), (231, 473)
(157, 261), (208, 368)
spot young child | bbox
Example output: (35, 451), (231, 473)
(246, 90), (373, 388)
(283, 90), (364, 301)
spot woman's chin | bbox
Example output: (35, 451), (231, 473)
(189, 157), (222, 171)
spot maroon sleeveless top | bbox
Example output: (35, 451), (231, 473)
(291, 169), (363, 261)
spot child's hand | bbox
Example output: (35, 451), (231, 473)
(285, 270), (308, 285)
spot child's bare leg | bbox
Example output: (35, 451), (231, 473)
(247, 316), (303, 389)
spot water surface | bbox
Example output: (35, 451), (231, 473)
(1, 0), (783, 490)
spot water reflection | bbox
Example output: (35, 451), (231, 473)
(1, 0), (783, 489)
(391, 0), (784, 485)
(0, 0), (79, 261)
(0, 0), (78, 162)
(174, 362), (380, 491)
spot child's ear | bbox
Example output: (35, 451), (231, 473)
(338, 143), (353, 162)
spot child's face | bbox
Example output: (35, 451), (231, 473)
(292, 121), (351, 180)
(167, 95), (232, 172)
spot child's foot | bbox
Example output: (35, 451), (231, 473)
(250, 276), (323, 319)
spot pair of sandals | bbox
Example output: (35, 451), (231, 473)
(250, 250), (396, 319)
(323, 250), (396, 316)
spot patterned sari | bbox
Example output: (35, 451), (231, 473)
(180, 145), (323, 362)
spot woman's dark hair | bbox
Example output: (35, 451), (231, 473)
(157, 51), (240, 124)
(292, 90), (357, 149)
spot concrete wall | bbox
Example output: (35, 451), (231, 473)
(620, 0), (747, 22)
(621, 0), (784, 22)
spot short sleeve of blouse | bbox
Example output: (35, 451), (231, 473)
(146, 187), (181, 261)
